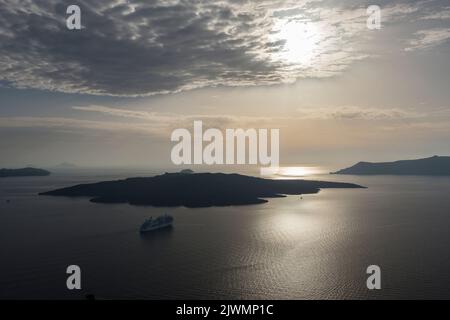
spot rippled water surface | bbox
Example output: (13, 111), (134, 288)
(1, 170), (450, 299)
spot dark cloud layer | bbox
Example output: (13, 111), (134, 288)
(0, 0), (447, 96)
(0, 0), (286, 95)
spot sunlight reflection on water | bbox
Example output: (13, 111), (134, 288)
(263, 166), (328, 179)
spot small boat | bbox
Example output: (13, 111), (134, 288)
(140, 214), (174, 233)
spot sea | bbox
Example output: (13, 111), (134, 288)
(1, 168), (450, 299)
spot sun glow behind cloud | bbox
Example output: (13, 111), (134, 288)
(271, 20), (322, 66)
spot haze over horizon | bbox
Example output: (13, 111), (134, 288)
(1, 0), (450, 168)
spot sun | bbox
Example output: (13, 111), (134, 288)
(277, 167), (319, 177)
(272, 20), (321, 66)
(261, 167), (322, 179)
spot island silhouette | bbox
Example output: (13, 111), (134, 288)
(0, 167), (51, 178)
(40, 172), (364, 208)
(332, 156), (450, 175)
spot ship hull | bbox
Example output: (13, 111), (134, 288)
(139, 222), (173, 233)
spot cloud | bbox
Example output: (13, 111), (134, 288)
(296, 106), (423, 120)
(72, 105), (159, 120)
(420, 8), (450, 20)
(405, 28), (450, 51)
(0, 0), (433, 97)
(0, 106), (278, 137)
(71, 105), (278, 128)
(0, 104), (444, 150)
(0, 116), (167, 135)
(72, 104), (425, 128)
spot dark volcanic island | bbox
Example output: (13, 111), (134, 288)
(40, 172), (364, 208)
(332, 156), (450, 175)
(0, 167), (51, 178)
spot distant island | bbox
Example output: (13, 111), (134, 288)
(54, 162), (78, 169)
(0, 167), (51, 178)
(40, 172), (364, 208)
(332, 156), (450, 175)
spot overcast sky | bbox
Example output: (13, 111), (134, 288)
(1, 0), (450, 169)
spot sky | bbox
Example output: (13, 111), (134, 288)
(1, 0), (450, 169)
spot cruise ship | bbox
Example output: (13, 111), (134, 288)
(140, 214), (174, 233)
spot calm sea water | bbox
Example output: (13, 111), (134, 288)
(1, 169), (450, 299)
